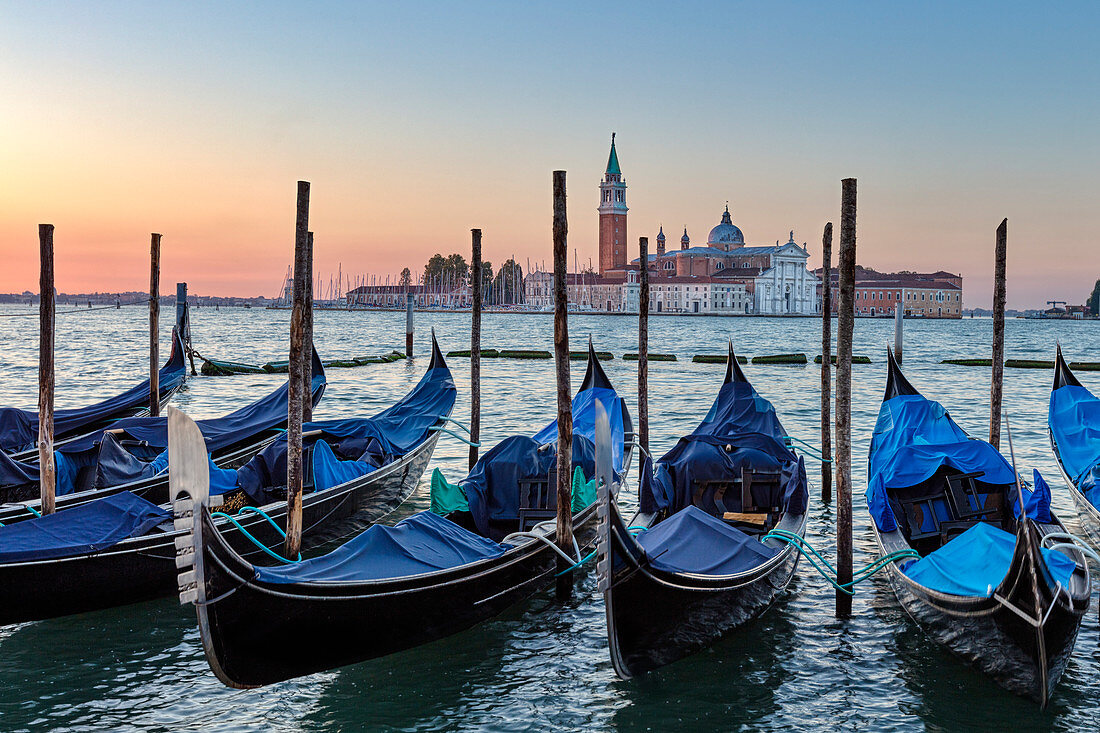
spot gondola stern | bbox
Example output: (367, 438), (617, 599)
(428, 329), (448, 372)
(724, 340), (750, 385)
(580, 337), (613, 392)
(1052, 344), (1081, 391)
(884, 346), (920, 400)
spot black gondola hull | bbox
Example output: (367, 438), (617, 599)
(877, 521), (1087, 704)
(195, 501), (602, 688)
(0, 431), (440, 625)
(602, 501), (804, 679)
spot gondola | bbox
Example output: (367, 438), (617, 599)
(173, 341), (633, 688)
(867, 349), (1090, 705)
(0, 336), (454, 625)
(1, 315), (189, 460)
(0, 348), (327, 517)
(1048, 346), (1100, 545)
(596, 343), (808, 678)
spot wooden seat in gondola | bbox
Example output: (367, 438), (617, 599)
(895, 469), (1003, 552)
(517, 469), (558, 532)
(691, 467), (781, 531)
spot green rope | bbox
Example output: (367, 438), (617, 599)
(211, 507), (302, 565)
(25, 505), (41, 517)
(763, 529), (920, 594)
(785, 436), (832, 464)
(554, 549), (596, 576)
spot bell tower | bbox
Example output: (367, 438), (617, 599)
(598, 133), (628, 275)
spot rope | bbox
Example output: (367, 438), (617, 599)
(762, 528), (919, 595)
(210, 507), (301, 565)
(428, 426), (481, 447)
(441, 417), (474, 436)
(785, 436), (832, 464)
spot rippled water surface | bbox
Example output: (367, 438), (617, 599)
(0, 304), (1097, 731)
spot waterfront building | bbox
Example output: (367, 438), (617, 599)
(816, 267), (964, 318)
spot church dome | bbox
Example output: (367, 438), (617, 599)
(656, 226), (665, 243)
(707, 205), (744, 246)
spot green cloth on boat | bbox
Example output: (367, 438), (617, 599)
(430, 468), (469, 514)
(430, 466), (595, 516)
(572, 465), (597, 512)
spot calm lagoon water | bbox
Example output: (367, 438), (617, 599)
(0, 304), (1097, 731)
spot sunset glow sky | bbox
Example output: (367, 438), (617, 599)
(1, 2), (1097, 308)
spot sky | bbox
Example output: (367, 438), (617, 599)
(1, 1), (1097, 308)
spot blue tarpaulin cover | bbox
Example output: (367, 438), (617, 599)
(0, 349), (328, 493)
(254, 511), (507, 584)
(636, 505), (778, 575)
(903, 521), (1076, 597)
(1011, 470), (1053, 524)
(462, 434), (597, 535)
(0, 328), (187, 454)
(533, 387), (625, 472)
(1049, 383), (1100, 502)
(232, 359), (455, 503)
(866, 394), (1016, 532)
(640, 381), (807, 517)
(0, 491), (170, 563)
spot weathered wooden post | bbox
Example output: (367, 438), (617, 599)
(302, 232), (314, 423)
(638, 236), (650, 454)
(552, 170), (574, 600)
(175, 282), (197, 375)
(38, 225), (56, 515)
(286, 181), (310, 560)
(406, 292), (414, 357)
(835, 179), (857, 618)
(149, 233), (161, 417)
(820, 222), (833, 504)
(894, 300), (904, 364)
(990, 218), (1007, 450)
(470, 228), (483, 469)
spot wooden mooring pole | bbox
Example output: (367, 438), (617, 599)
(470, 228), (483, 470)
(406, 292), (415, 357)
(149, 233), (161, 417)
(835, 179), (857, 618)
(638, 236), (650, 455)
(176, 282), (197, 376)
(302, 232), (314, 423)
(285, 181), (310, 560)
(990, 218), (1007, 450)
(552, 170), (574, 600)
(38, 224), (56, 515)
(820, 222), (833, 504)
(894, 300), (904, 365)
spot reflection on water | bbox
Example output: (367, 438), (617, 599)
(0, 305), (1097, 731)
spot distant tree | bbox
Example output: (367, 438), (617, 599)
(1089, 278), (1100, 315)
(479, 261), (494, 304)
(399, 267), (412, 289)
(423, 254), (447, 285)
(445, 253), (469, 284)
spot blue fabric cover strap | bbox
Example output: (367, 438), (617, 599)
(254, 511), (507, 584)
(636, 505), (778, 576)
(866, 394), (1016, 532)
(902, 521), (1076, 597)
(1049, 383), (1100, 495)
(0, 491), (170, 563)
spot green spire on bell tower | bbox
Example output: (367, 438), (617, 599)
(606, 132), (621, 176)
